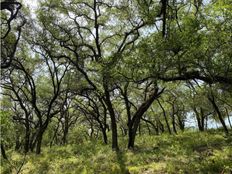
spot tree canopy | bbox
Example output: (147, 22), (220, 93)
(0, 0), (232, 172)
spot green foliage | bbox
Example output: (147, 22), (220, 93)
(0, 110), (12, 141)
(1, 0), (232, 173)
(1, 131), (231, 174)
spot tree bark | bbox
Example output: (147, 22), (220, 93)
(177, 114), (185, 131)
(62, 126), (69, 145)
(102, 128), (108, 144)
(1, 144), (7, 160)
(29, 132), (37, 152)
(157, 99), (172, 134)
(158, 119), (165, 133)
(128, 88), (164, 149)
(50, 121), (60, 147)
(35, 135), (42, 154)
(35, 120), (49, 154)
(208, 94), (229, 134)
(103, 85), (119, 150)
(24, 124), (30, 153)
(225, 108), (232, 129)
(172, 114), (177, 134)
(99, 124), (108, 144)
(194, 107), (204, 131)
(170, 104), (177, 134)
(200, 107), (205, 131)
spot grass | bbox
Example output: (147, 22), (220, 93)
(1, 131), (232, 174)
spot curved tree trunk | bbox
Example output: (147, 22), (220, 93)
(208, 94), (228, 134)
(158, 99), (172, 134)
(128, 88), (164, 149)
(99, 124), (108, 144)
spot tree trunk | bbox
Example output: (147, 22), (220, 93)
(62, 128), (68, 145)
(102, 128), (108, 144)
(146, 122), (151, 135)
(24, 125), (30, 153)
(128, 124), (136, 149)
(127, 88), (164, 149)
(157, 99), (171, 134)
(62, 114), (70, 145)
(128, 114), (144, 148)
(107, 103), (118, 150)
(100, 98), (109, 143)
(50, 122), (60, 147)
(99, 124), (108, 144)
(29, 132), (37, 152)
(158, 120), (165, 133)
(1, 144), (7, 160)
(89, 127), (94, 138)
(172, 114), (177, 134)
(200, 107), (205, 131)
(155, 122), (159, 135)
(194, 107), (204, 131)
(103, 87), (119, 150)
(35, 122), (49, 154)
(138, 123), (142, 136)
(170, 103), (178, 134)
(208, 94), (229, 134)
(62, 122), (69, 145)
(225, 108), (232, 129)
(177, 114), (185, 131)
(35, 132), (43, 154)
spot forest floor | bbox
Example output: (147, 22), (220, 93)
(1, 130), (232, 174)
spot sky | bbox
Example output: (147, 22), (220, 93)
(23, 0), (38, 9)
(23, 0), (38, 15)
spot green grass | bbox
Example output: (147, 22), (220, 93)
(1, 131), (232, 174)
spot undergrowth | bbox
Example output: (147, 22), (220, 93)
(1, 131), (232, 174)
